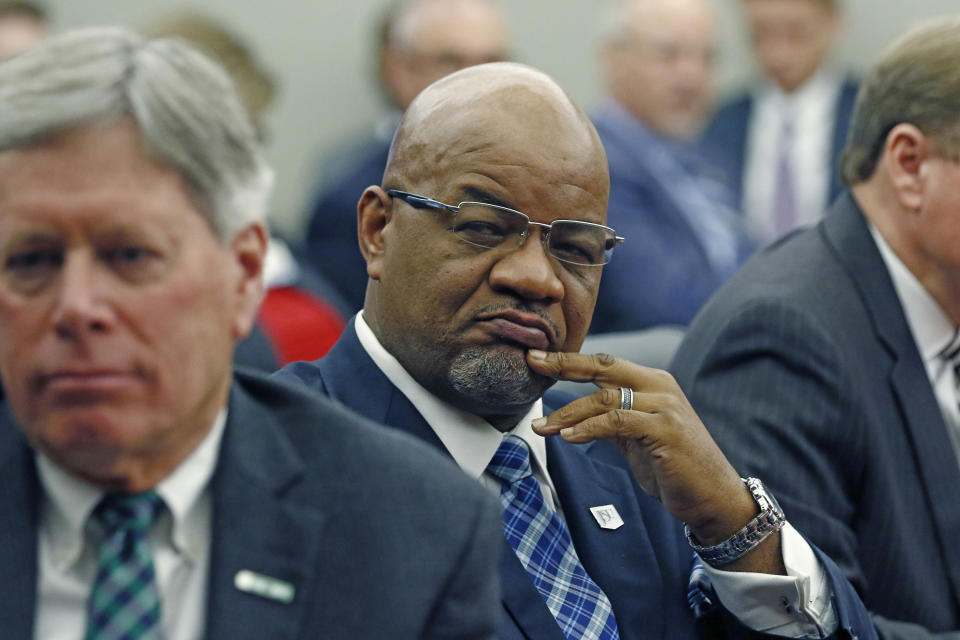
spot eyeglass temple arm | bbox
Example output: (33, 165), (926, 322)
(386, 190), (457, 213)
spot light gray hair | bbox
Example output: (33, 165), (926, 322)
(841, 16), (960, 185)
(0, 25), (273, 242)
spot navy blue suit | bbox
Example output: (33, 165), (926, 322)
(276, 322), (877, 640)
(672, 193), (960, 639)
(591, 104), (753, 332)
(701, 79), (859, 214)
(303, 134), (392, 312)
(0, 368), (502, 639)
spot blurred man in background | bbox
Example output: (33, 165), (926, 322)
(702, 0), (857, 245)
(302, 0), (509, 312)
(0, 1), (47, 60)
(591, 0), (752, 332)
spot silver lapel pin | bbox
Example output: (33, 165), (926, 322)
(589, 504), (624, 530)
(234, 569), (296, 604)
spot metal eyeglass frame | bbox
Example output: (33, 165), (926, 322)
(385, 189), (625, 267)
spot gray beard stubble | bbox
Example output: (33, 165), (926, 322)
(447, 346), (549, 408)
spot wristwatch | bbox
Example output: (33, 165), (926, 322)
(684, 477), (786, 567)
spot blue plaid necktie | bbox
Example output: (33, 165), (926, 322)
(487, 435), (620, 639)
(86, 492), (165, 640)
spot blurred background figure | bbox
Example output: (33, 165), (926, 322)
(144, 12), (349, 370)
(0, 1), (47, 60)
(702, 0), (857, 246)
(301, 0), (510, 313)
(590, 0), (753, 333)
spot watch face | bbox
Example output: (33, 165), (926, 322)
(746, 477), (784, 518)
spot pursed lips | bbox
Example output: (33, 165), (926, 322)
(475, 309), (558, 350)
(34, 368), (139, 394)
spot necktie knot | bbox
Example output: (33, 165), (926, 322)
(93, 491), (164, 534)
(487, 434), (534, 485)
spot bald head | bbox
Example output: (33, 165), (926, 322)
(380, 0), (509, 109)
(358, 62), (612, 424)
(386, 62), (607, 197)
(602, 0), (717, 139)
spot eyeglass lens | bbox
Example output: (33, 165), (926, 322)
(452, 204), (614, 266)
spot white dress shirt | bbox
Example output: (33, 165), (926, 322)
(35, 411), (226, 640)
(743, 69), (844, 244)
(871, 225), (960, 465)
(355, 313), (836, 637)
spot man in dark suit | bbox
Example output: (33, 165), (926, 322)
(591, 0), (753, 332)
(278, 60), (880, 640)
(701, 0), (857, 246)
(672, 17), (960, 639)
(302, 0), (510, 312)
(0, 27), (502, 639)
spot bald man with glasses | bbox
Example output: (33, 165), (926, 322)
(276, 62), (878, 640)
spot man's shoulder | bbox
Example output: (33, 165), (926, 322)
(681, 224), (849, 343)
(713, 92), (753, 118)
(312, 134), (391, 205)
(231, 368), (487, 504)
(706, 92), (753, 131)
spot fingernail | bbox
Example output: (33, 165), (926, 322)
(531, 417), (546, 429)
(560, 427), (574, 439)
(528, 349), (547, 360)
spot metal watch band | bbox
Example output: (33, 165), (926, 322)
(684, 477), (786, 567)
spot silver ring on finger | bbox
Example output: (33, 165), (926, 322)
(619, 386), (633, 411)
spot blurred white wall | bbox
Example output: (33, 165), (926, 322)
(42, 0), (960, 236)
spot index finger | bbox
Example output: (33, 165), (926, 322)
(526, 349), (670, 390)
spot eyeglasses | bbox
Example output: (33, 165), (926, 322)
(386, 190), (624, 267)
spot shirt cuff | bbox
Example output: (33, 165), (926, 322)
(700, 522), (838, 638)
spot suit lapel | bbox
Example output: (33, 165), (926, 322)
(204, 381), (325, 640)
(0, 409), (39, 638)
(823, 195), (960, 606)
(318, 320), (448, 452)
(547, 438), (668, 639)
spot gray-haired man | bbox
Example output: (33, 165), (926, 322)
(0, 26), (501, 640)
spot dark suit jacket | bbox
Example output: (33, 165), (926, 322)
(0, 368), (502, 639)
(591, 105), (753, 332)
(276, 322), (876, 640)
(303, 134), (392, 313)
(701, 78), (859, 213)
(672, 193), (960, 639)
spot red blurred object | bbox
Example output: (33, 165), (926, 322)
(257, 285), (346, 365)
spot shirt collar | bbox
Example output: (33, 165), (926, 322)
(354, 312), (550, 480)
(37, 409), (227, 572)
(870, 223), (958, 362)
(757, 67), (841, 117)
(155, 409), (226, 561)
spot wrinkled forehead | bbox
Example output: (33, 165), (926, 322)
(389, 69), (609, 221)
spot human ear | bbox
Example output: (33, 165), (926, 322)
(885, 123), (930, 212)
(357, 186), (393, 281)
(228, 221), (268, 340)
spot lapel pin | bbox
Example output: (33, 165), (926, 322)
(234, 569), (296, 604)
(589, 504), (624, 530)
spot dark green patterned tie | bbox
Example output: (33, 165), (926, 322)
(86, 492), (165, 640)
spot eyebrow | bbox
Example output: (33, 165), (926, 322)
(460, 186), (519, 211)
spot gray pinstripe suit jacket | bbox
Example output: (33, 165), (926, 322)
(671, 193), (960, 639)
